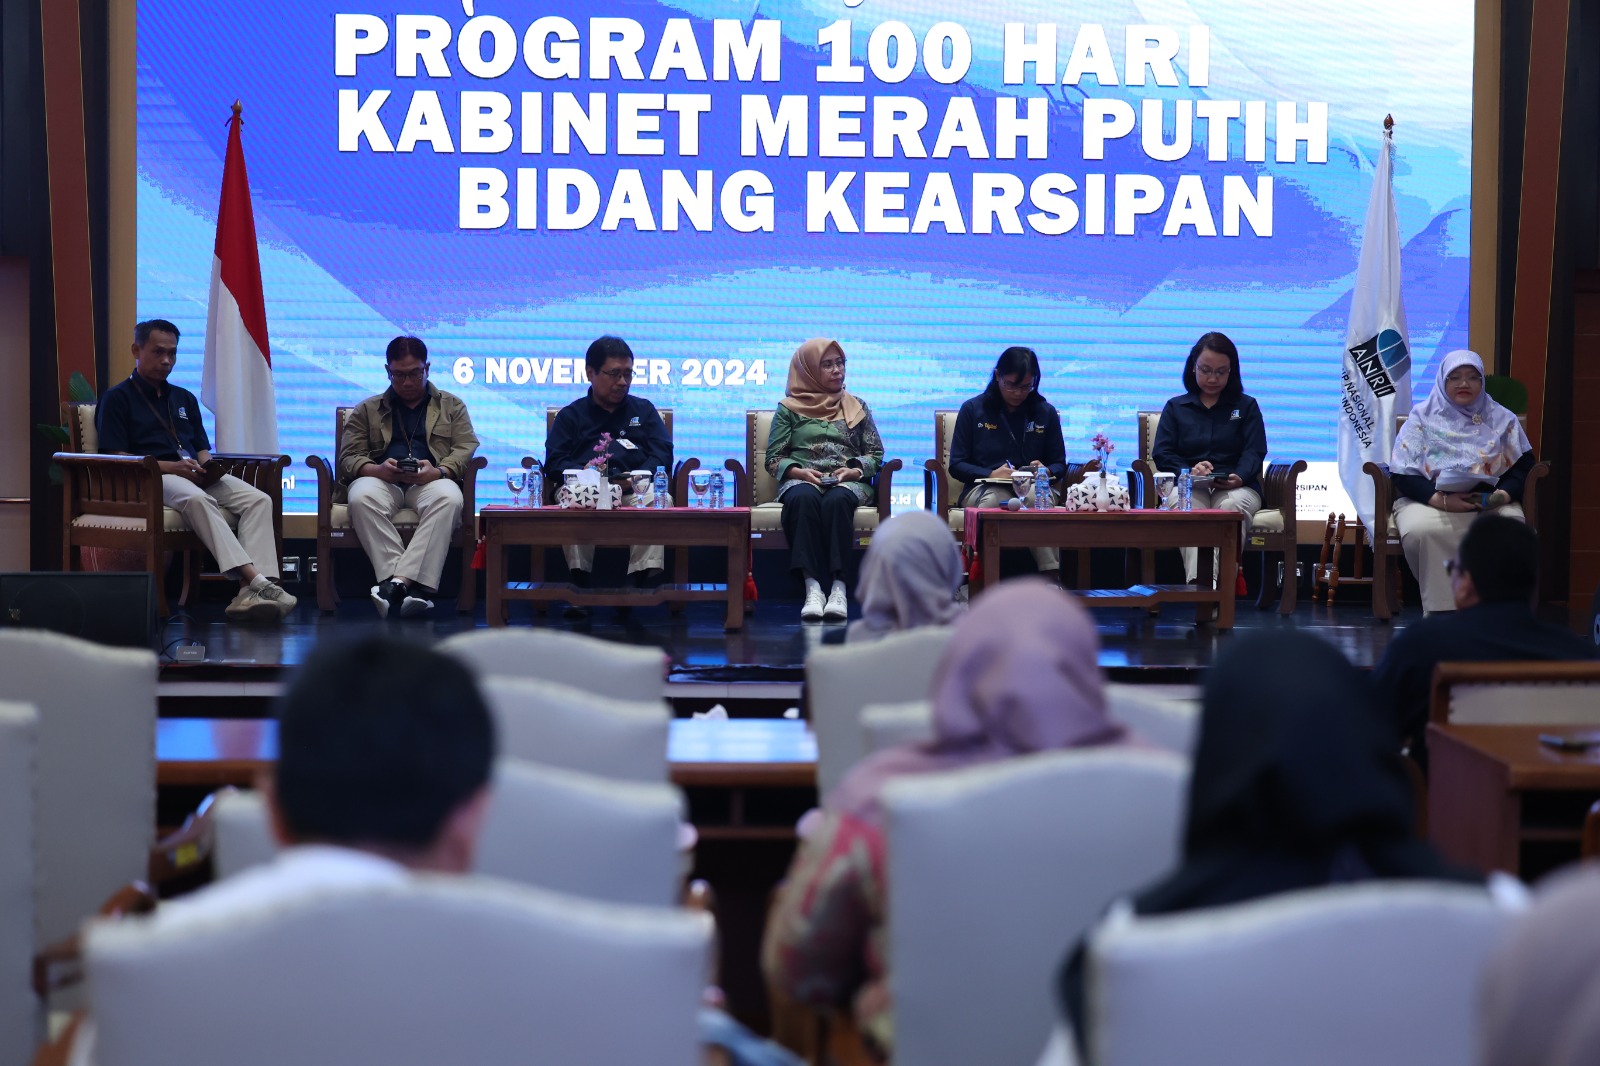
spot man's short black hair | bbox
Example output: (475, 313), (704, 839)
(274, 636), (494, 850)
(1459, 514), (1540, 605)
(134, 320), (181, 346)
(585, 335), (634, 373)
(385, 335), (428, 364)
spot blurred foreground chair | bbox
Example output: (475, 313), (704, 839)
(478, 676), (671, 783)
(883, 748), (1188, 1066)
(84, 878), (712, 1066)
(1086, 882), (1516, 1066)
(0, 702), (37, 1066)
(438, 628), (667, 703)
(1429, 661), (1600, 726)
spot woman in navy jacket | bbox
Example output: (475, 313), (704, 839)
(949, 346), (1069, 575)
(1151, 331), (1268, 583)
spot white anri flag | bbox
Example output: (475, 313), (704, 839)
(1338, 119), (1412, 536)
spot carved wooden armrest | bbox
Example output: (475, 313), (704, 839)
(1129, 459), (1157, 509)
(723, 459), (751, 507)
(921, 459), (948, 514)
(1261, 460), (1308, 531)
(1362, 461), (1395, 541)
(306, 455), (337, 530)
(673, 458), (702, 506)
(872, 459), (903, 521)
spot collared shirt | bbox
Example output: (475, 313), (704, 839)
(1150, 391), (1267, 489)
(544, 390), (672, 475)
(948, 393), (1068, 496)
(383, 391), (435, 465)
(95, 373), (212, 460)
(337, 383), (479, 483)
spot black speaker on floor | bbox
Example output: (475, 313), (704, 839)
(0, 572), (158, 650)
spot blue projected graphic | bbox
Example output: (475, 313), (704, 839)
(136, 1), (1474, 512)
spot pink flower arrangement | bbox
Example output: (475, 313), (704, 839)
(585, 433), (613, 471)
(1090, 432), (1115, 463)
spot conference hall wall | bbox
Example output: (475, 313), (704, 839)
(136, 1), (1473, 515)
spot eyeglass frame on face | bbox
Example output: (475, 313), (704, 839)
(387, 363), (428, 383)
(1195, 364), (1231, 379)
(1445, 369), (1483, 387)
(818, 357), (846, 372)
(597, 366), (635, 382)
(997, 373), (1036, 394)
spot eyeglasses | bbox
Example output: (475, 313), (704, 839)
(997, 376), (1036, 392)
(1196, 365), (1231, 379)
(388, 365), (428, 382)
(1445, 371), (1482, 386)
(598, 367), (634, 382)
(819, 359), (846, 372)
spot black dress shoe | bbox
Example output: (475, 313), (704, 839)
(632, 567), (667, 590)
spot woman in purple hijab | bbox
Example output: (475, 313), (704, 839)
(762, 580), (1129, 1055)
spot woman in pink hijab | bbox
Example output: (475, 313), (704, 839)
(762, 580), (1128, 1055)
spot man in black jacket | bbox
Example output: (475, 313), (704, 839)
(1373, 515), (1594, 765)
(544, 337), (671, 603)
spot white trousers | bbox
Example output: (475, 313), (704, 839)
(163, 474), (278, 579)
(963, 483), (1061, 570)
(1394, 499), (1526, 613)
(563, 490), (664, 574)
(347, 476), (464, 593)
(1168, 484), (1261, 584)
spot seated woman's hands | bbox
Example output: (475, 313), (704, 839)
(837, 467), (864, 483)
(785, 466), (823, 486)
(1431, 491), (1482, 513)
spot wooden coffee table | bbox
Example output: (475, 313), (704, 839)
(964, 508), (1242, 628)
(481, 505), (752, 630)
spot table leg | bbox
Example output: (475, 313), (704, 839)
(725, 525), (749, 630)
(671, 544), (690, 616)
(1217, 522), (1239, 630)
(485, 524), (506, 628)
(981, 527), (1000, 596)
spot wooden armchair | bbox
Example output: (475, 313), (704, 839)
(1364, 414), (1549, 621)
(305, 406), (487, 613)
(57, 402), (288, 615)
(723, 408), (901, 554)
(1128, 409), (1306, 614)
(1428, 660), (1600, 726)
(920, 407), (1098, 583)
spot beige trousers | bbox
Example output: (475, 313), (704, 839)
(347, 476), (464, 592)
(563, 490), (664, 574)
(163, 474), (278, 579)
(1394, 499), (1526, 613)
(1166, 484), (1261, 584)
(963, 483), (1060, 570)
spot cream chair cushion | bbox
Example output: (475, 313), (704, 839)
(1447, 677), (1600, 725)
(85, 877), (712, 1066)
(75, 404), (99, 452)
(1088, 883), (1516, 1066)
(0, 702), (38, 1065)
(438, 629), (667, 702)
(330, 504), (421, 530)
(478, 676), (671, 783)
(750, 501), (881, 536)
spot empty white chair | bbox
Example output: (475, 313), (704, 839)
(438, 629), (667, 702)
(0, 701), (38, 1066)
(85, 878), (712, 1066)
(808, 626), (953, 798)
(1087, 882), (1515, 1066)
(883, 748), (1188, 1066)
(480, 676), (670, 782)
(1438, 662), (1600, 725)
(0, 630), (157, 949)
(860, 700), (933, 756)
(209, 790), (279, 881)
(1105, 684), (1200, 755)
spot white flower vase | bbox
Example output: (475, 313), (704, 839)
(1094, 471), (1111, 512)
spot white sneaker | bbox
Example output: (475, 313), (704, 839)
(400, 593), (434, 618)
(800, 586), (826, 622)
(823, 583), (849, 621)
(224, 586), (280, 623)
(254, 582), (298, 620)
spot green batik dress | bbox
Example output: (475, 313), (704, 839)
(764, 403), (885, 504)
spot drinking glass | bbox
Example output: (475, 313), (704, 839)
(505, 467), (528, 508)
(689, 470), (712, 508)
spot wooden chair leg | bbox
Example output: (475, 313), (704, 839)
(1371, 543), (1393, 622)
(150, 543), (170, 617)
(456, 542), (478, 614)
(316, 540), (337, 612)
(1075, 549), (1090, 590)
(670, 546), (689, 616)
(1279, 548), (1299, 615)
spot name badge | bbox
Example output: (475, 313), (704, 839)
(617, 438), (639, 451)
(1229, 409), (1241, 420)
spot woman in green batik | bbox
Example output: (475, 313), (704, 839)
(765, 338), (885, 622)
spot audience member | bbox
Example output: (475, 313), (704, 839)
(1056, 630), (1477, 1056)
(1372, 515), (1593, 762)
(340, 336), (481, 618)
(96, 319), (294, 622)
(764, 580), (1132, 1055)
(846, 509), (964, 643)
(1479, 864), (1600, 1066)
(766, 338), (885, 622)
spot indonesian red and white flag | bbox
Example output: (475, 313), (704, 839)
(201, 103), (277, 453)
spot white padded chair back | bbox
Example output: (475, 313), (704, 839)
(71, 403), (99, 452)
(480, 676), (670, 783)
(477, 760), (683, 907)
(0, 702), (39, 1066)
(210, 790), (278, 881)
(750, 408), (779, 506)
(884, 748), (1188, 1066)
(1448, 680), (1600, 725)
(438, 629), (667, 703)
(1088, 882), (1516, 1066)
(935, 409), (961, 509)
(0, 630), (157, 946)
(86, 878), (712, 1066)
(808, 626), (954, 799)
(860, 700), (934, 755)
(1105, 684), (1200, 755)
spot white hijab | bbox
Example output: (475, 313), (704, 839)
(1391, 350), (1529, 480)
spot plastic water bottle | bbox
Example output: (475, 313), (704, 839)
(653, 465), (670, 508)
(709, 471), (725, 510)
(527, 462), (543, 509)
(1178, 468), (1193, 512)
(1034, 467), (1051, 511)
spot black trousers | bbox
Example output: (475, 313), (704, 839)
(780, 484), (859, 581)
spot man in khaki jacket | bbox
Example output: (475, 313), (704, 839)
(339, 336), (480, 617)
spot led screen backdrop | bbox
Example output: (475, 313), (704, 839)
(137, 1), (1473, 512)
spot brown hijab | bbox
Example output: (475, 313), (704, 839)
(780, 338), (866, 427)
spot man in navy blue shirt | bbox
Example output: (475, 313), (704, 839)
(544, 337), (672, 609)
(96, 320), (294, 622)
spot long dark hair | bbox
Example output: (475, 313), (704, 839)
(1182, 332), (1243, 403)
(982, 346), (1046, 411)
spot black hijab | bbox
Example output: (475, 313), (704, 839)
(1136, 630), (1475, 915)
